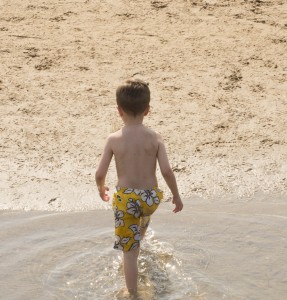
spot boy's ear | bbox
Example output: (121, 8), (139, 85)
(117, 106), (124, 116)
(144, 105), (150, 116)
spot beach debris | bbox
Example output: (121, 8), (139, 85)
(48, 197), (58, 204)
(151, 1), (169, 9)
(172, 164), (186, 172)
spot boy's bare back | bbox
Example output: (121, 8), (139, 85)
(108, 124), (160, 189)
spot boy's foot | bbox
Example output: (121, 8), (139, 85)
(126, 288), (137, 299)
(116, 288), (138, 299)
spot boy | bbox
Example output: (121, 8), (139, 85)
(95, 79), (183, 296)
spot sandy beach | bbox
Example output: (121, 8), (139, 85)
(1, 0), (286, 210)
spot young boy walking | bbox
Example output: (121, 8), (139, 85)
(95, 79), (183, 296)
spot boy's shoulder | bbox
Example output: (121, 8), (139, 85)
(142, 125), (158, 136)
(144, 127), (162, 139)
(109, 129), (122, 138)
(138, 126), (163, 142)
(105, 130), (122, 145)
(107, 126), (161, 141)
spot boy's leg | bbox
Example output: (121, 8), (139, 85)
(140, 226), (148, 240)
(123, 247), (140, 293)
(140, 216), (150, 240)
(122, 217), (152, 293)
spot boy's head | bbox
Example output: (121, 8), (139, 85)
(116, 79), (150, 117)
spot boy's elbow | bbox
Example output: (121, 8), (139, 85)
(95, 170), (105, 183)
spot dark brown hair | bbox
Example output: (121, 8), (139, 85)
(116, 79), (150, 116)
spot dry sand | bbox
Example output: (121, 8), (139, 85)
(0, 0), (287, 211)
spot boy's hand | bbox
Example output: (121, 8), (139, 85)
(172, 196), (183, 213)
(98, 186), (110, 202)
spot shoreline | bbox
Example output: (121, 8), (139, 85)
(1, 184), (286, 212)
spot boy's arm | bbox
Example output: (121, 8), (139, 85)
(157, 134), (183, 213)
(95, 136), (113, 201)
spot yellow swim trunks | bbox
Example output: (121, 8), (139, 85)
(112, 186), (163, 252)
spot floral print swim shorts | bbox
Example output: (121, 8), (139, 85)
(112, 186), (163, 252)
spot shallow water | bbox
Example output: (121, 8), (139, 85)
(1, 196), (287, 299)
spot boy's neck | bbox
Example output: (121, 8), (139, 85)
(122, 114), (144, 127)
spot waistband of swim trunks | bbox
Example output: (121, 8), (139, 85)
(115, 186), (163, 193)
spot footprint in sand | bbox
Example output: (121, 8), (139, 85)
(24, 47), (39, 59)
(50, 11), (77, 22)
(219, 69), (243, 91)
(151, 0), (169, 10)
(35, 57), (54, 70)
(5, 16), (25, 22)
